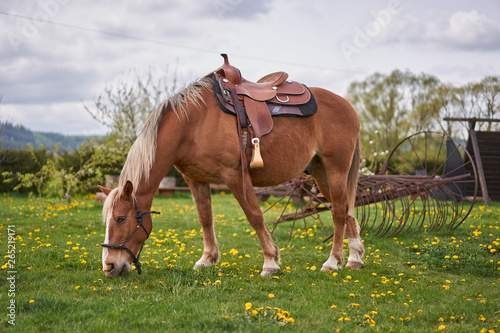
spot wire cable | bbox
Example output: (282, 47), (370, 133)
(0, 10), (365, 74)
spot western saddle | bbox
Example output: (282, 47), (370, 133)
(213, 54), (313, 170)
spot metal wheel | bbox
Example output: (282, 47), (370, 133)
(357, 131), (478, 236)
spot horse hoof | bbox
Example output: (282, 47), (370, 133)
(346, 261), (363, 269)
(193, 261), (212, 270)
(261, 268), (279, 276)
(321, 265), (338, 272)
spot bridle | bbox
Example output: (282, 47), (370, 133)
(101, 197), (160, 275)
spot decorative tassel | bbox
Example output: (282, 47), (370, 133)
(250, 138), (264, 169)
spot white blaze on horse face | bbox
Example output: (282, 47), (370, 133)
(102, 211), (111, 271)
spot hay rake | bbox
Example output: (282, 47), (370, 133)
(260, 132), (478, 238)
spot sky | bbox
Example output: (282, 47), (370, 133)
(1, 0), (499, 135)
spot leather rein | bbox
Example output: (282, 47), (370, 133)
(101, 198), (160, 274)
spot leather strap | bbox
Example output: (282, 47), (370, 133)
(229, 88), (249, 202)
(230, 87), (248, 128)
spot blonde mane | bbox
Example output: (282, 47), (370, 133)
(113, 76), (213, 200)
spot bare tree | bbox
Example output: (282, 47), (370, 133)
(84, 66), (178, 152)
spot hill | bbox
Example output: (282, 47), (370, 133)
(0, 121), (99, 151)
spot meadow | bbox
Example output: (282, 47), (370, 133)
(1, 192), (499, 332)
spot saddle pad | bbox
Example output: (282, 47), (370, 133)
(211, 74), (318, 118)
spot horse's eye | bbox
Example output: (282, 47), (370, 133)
(116, 216), (127, 224)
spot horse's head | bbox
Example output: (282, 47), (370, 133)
(99, 181), (159, 277)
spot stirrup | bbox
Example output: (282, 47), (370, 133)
(250, 138), (264, 169)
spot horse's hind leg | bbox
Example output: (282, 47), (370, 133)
(184, 176), (220, 270)
(345, 215), (364, 269)
(312, 161), (347, 271)
(313, 159), (364, 270)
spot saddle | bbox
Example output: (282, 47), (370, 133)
(212, 54), (317, 170)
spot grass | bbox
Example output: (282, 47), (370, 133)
(0, 192), (499, 332)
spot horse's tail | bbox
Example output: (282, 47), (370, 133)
(347, 135), (360, 216)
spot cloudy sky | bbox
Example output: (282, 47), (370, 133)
(1, 0), (499, 135)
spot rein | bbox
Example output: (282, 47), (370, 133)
(101, 197), (160, 274)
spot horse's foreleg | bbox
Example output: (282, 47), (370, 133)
(184, 177), (219, 270)
(345, 215), (364, 269)
(223, 175), (280, 276)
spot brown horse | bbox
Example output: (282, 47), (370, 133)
(98, 66), (364, 278)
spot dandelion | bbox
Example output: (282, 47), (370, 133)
(268, 293), (275, 298)
(437, 324), (446, 331)
(74, 286), (80, 290)
(29, 299), (35, 304)
(245, 302), (252, 310)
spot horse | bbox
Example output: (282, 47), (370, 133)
(98, 62), (364, 278)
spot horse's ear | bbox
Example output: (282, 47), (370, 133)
(122, 180), (134, 199)
(98, 186), (112, 196)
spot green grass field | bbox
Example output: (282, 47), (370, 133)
(1, 192), (499, 332)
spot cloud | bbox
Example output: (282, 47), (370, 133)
(436, 10), (500, 51)
(0, 101), (106, 135)
(1, 0), (499, 135)
(212, 0), (272, 19)
(379, 9), (500, 51)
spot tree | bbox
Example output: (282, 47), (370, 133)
(347, 70), (441, 172)
(84, 66), (178, 152)
(435, 76), (500, 137)
(475, 76), (500, 130)
(4, 66), (181, 201)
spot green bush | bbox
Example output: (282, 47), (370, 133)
(0, 147), (48, 192)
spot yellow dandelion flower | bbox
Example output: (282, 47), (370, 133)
(268, 293), (275, 298)
(29, 299), (35, 304)
(245, 302), (252, 311)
